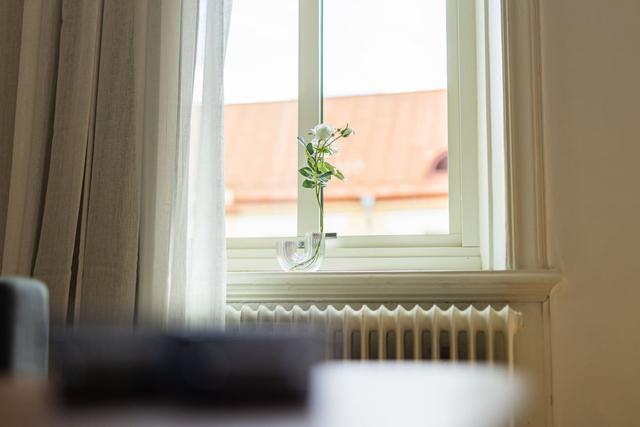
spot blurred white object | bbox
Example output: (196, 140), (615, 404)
(311, 362), (525, 427)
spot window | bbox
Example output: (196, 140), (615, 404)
(224, 0), (496, 271)
(223, 0), (299, 238)
(322, 0), (449, 237)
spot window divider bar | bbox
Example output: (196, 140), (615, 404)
(456, 0), (481, 247)
(446, 0), (463, 237)
(297, 0), (323, 235)
(448, 0), (496, 259)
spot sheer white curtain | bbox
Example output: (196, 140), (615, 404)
(138, 0), (231, 328)
(182, 0), (232, 326)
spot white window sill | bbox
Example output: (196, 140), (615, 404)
(227, 269), (561, 304)
(227, 234), (482, 272)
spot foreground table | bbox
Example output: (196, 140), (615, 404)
(1, 363), (523, 427)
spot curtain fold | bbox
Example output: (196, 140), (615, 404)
(164, 0), (199, 325)
(2, 0), (61, 279)
(75, 0), (143, 324)
(0, 0), (25, 269)
(173, 0), (231, 327)
(32, 0), (104, 323)
(0, 0), (230, 328)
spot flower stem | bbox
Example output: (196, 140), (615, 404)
(290, 174), (325, 271)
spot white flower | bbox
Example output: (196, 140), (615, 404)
(310, 123), (334, 141)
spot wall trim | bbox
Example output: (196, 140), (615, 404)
(227, 269), (560, 303)
(502, 0), (548, 270)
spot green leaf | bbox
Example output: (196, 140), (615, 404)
(302, 179), (316, 189)
(334, 169), (345, 180)
(306, 143), (314, 155)
(298, 167), (313, 178)
(307, 158), (316, 169)
(317, 162), (329, 173)
(319, 171), (332, 180)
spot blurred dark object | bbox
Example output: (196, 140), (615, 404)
(53, 329), (323, 407)
(0, 277), (49, 377)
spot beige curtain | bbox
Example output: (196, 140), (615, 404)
(0, 0), (226, 327)
(0, 0), (25, 272)
(1, 0), (145, 324)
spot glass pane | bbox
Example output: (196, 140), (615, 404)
(223, 0), (298, 237)
(323, 0), (449, 236)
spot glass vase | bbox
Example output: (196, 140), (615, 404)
(276, 232), (326, 272)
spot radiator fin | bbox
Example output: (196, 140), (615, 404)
(226, 305), (522, 365)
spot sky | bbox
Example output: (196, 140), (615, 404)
(219, 0), (448, 104)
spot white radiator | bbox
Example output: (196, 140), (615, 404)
(226, 305), (522, 366)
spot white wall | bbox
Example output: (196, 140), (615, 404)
(540, 0), (640, 425)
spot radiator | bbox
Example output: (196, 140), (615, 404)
(226, 305), (522, 365)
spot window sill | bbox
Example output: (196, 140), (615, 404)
(227, 269), (561, 303)
(227, 235), (482, 272)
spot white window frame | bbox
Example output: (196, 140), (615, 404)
(227, 0), (489, 272)
(227, 1), (556, 423)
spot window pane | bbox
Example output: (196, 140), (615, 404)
(323, 0), (449, 235)
(223, 0), (298, 237)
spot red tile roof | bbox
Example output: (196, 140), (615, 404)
(224, 90), (448, 204)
